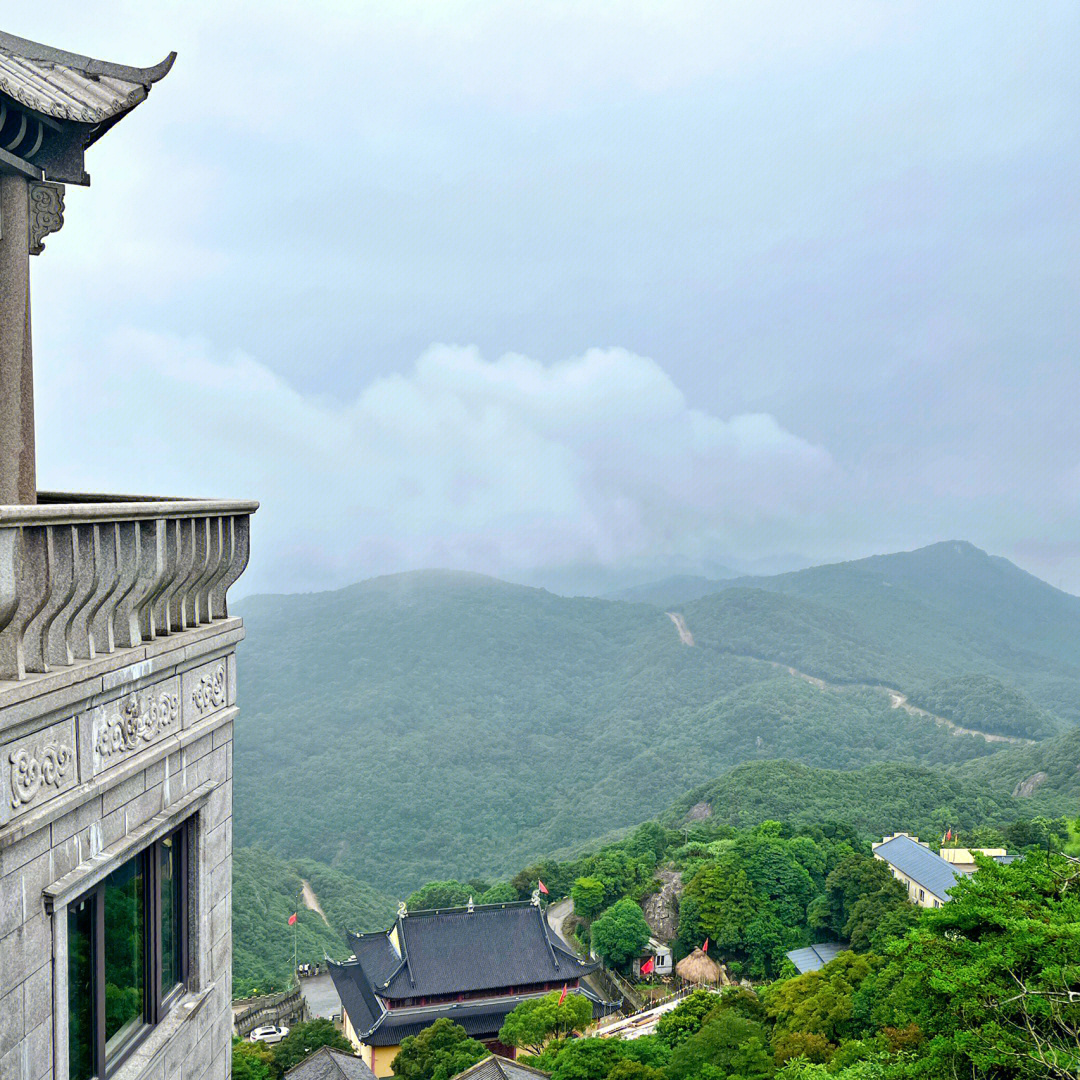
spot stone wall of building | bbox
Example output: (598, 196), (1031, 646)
(0, 619), (243, 1080)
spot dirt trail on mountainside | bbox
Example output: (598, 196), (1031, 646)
(300, 879), (331, 927)
(666, 612), (695, 646)
(665, 613), (1034, 747)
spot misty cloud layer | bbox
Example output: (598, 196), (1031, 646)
(18, 0), (1080, 593)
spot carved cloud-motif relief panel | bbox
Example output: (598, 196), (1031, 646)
(0, 717), (78, 824)
(181, 657), (231, 728)
(81, 676), (181, 779)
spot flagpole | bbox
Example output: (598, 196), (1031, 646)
(293, 887), (302, 987)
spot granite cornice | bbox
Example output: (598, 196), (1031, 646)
(0, 618), (243, 739)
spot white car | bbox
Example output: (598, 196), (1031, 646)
(249, 1024), (290, 1045)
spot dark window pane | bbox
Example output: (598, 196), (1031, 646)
(68, 896), (96, 1080)
(104, 854), (146, 1058)
(160, 834), (182, 996)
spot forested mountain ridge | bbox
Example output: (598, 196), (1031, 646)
(655, 542), (1080, 722)
(233, 546), (1080, 895)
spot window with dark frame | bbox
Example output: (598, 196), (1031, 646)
(67, 822), (190, 1080)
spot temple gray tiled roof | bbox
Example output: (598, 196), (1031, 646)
(452, 1056), (551, 1080)
(346, 902), (599, 1000)
(0, 30), (173, 126)
(875, 834), (963, 900)
(285, 1047), (378, 1080)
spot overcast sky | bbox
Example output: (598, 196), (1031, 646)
(17, 1), (1080, 595)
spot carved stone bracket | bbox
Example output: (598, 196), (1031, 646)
(9, 741), (73, 808)
(28, 180), (65, 254)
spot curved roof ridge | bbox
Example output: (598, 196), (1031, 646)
(405, 900), (534, 918)
(0, 31), (174, 86)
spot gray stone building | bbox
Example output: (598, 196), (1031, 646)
(0, 30), (255, 1080)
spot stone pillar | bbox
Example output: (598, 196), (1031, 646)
(0, 174), (35, 504)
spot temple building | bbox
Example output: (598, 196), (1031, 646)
(329, 899), (613, 1076)
(0, 29), (254, 1080)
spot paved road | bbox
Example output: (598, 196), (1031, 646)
(547, 897), (575, 950)
(300, 973), (342, 1019)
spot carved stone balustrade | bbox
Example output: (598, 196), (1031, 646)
(0, 493), (256, 682)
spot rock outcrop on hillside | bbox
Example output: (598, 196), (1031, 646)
(642, 868), (683, 942)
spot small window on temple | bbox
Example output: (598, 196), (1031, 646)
(67, 822), (191, 1079)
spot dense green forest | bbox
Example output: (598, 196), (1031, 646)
(906, 674), (1064, 740)
(233, 847), (394, 996)
(233, 544), (1080, 895)
(511, 850), (1080, 1080)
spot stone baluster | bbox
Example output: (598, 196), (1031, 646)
(134, 517), (170, 641)
(209, 515), (249, 619)
(112, 520), (146, 649)
(56, 523), (99, 664)
(183, 514), (217, 626)
(25, 525), (76, 673)
(179, 517), (212, 629)
(78, 522), (120, 658)
(169, 518), (203, 631)
(0, 526), (20, 676)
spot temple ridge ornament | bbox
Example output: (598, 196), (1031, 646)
(27, 181), (64, 255)
(397, 900), (409, 919)
(9, 742), (72, 808)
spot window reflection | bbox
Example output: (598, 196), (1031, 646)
(161, 834), (181, 998)
(68, 897), (95, 1080)
(104, 854), (147, 1058)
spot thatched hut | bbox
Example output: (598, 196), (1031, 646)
(675, 948), (722, 985)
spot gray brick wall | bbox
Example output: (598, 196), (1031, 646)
(0, 621), (242, 1080)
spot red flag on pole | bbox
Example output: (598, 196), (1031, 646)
(557, 984), (567, 1005)
(538, 880), (549, 895)
(288, 912), (297, 926)
(641, 957), (655, 976)
(702, 938), (709, 954)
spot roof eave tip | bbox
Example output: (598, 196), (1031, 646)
(147, 51), (177, 84)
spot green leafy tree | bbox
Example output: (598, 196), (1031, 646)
(548, 1038), (623, 1080)
(764, 953), (880, 1045)
(657, 989), (724, 1048)
(233, 1039), (273, 1080)
(605, 1061), (666, 1080)
(498, 991), (594, 1054)
(406, 880), (474, 910)
(478, 882), (518, 904)
(619, 1035), (672, 1069)
(590, 898), (651, 970)
(571, 877), (607, 919)
(771, 1031), (835, 1065)
(390, 1019), (487, 1080)
(668, 1012), (774, 1080)
(270, 1020), (353, 1078)
(885, 852), (1080, 1080)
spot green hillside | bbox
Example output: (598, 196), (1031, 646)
(232, 547), (1079, 896)
(660, 751), (1078, 841)
(687, 541), (1080, 722)
(233, 846), (394, 997)
(953, 726), (1080, 808)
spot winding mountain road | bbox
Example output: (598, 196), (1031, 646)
(664, 613), (1033, 747)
